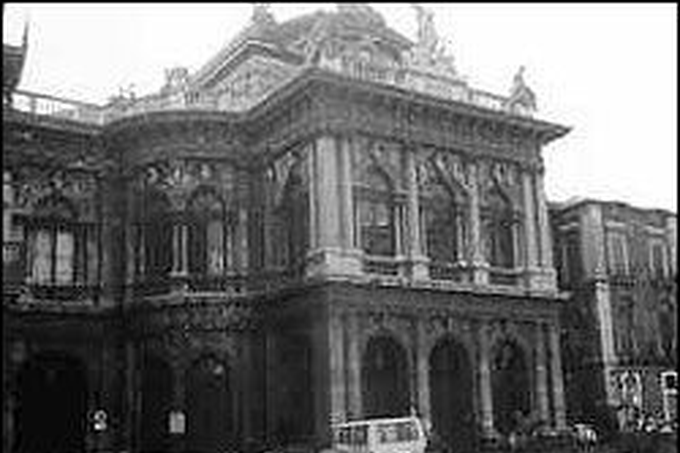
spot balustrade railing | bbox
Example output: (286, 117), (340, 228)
(489, 267), (523, 286)
(428, 261), (472, 283)
(8, 56), (525, 127)
(11, 90), (106, 125)
(363, 255), (403, 277)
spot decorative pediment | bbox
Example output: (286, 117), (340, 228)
(211, 54), (297, 112)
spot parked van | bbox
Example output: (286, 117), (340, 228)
(332, 416), (427, 453)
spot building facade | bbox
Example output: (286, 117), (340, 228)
(551, 199), (677, 432)
(4, 5), (572, 453)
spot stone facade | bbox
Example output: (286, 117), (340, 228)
(551, 199), (677, 432)
(4, 5), (573, 453)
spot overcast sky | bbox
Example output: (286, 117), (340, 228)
(4, 3), (677, 212)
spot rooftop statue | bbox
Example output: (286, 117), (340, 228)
(412, 3), (438, 56)
(507, 65), (537, 113)
(409, 3), (457, 77)
(251, 3), (274, 25)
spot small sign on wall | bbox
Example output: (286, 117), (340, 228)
(169, 410), (186, 435)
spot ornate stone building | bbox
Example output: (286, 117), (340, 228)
(4, 5), (572, 453)
(551, 199), (677, 432)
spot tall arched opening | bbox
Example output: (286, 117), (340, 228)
(492, 340), (531, 435)
(13, 353), (88, 453)
(186, 355), (234, 453)
(362, 336), (410, 418)
(140, 354), (173, 453)
(429, 337), (475, 451)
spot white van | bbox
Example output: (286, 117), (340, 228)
(332, 416), (427, 453)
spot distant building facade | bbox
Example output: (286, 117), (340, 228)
(551, 200), (677, 431)
(3, 4), (607, 453)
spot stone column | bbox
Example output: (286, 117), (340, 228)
(346, 313), (362, 419)
(416, 319), (431, 425)
(522, 170), (539, 272)
(237, 208), (249, 272)
(406, 148), (429, 279)
(469, 162), (489, 285)
(171, 223), (182, 275)
(478, 323), (495, 436)
(265, 332), (278, 441)
(171, 361), (186, 453)
(329, 313), (347, 425)
(548, 324), (567, 430)
(535, 169), (554, 269)
(535, 324), (550, 422)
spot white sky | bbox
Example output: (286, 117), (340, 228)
(4, 3), (677, 212)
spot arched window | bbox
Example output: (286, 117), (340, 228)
(421, 178), (467, 265)
(485, 188), (516, 269)
(355, 167), (397, 257)
(22, 195), (91, 287)
(143, 189), (173, 281)
(187, 188), (231, 276)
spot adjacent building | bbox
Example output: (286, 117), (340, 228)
(551, 199), (677, 431)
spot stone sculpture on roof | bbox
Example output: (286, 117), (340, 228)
(506, 65), (537, 114)
(409, 3), (457, 78)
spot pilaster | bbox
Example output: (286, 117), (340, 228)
(535, 323), (550, 422)
(469, 162), (489, 285)
(478, 323), (496, 437)
(406, 147), (429, 280)
(346, 313), (362, 419)
(548, 324), (567, 430)
(416, 319), (431, 425)
(329, 313), (347, 425)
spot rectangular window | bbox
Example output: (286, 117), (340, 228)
(661, 371), (678, 422)
(55, 230), (75, 284)
(649, 240), (667, 278)
(607, 231), (629, 275)
(32, 229), (53, 284)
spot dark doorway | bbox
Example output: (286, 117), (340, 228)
(429, 337), (475, 452)
(13, 353), (88, 453)
(492, 340), (531, 435)
(362, 336), (410, 418)
(186, 355), (234, 453)
(140, 355), (173, 453)
(276, 334), (314, 443)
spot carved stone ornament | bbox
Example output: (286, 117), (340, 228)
(433, 151), (472, 193)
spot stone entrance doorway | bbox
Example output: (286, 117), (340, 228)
(362, 336), (410, 418)
(140, 355), (173, 453)
(429, 337), (475, 452)
(186, 355), (234, 453)
(492, 340), (531, 435)
(13, 353), (88, 453)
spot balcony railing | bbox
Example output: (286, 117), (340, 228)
(429, 261), (472, 283)
(321, 55), (521, 116)
(11, 90), (107, 125)
(363, 255), (403, 277)
(8, 54), (529, 128)
(489, 267), (523, 287)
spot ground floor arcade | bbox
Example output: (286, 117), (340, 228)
(4, 283), (568, 453)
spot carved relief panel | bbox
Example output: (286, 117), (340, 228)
(352, 138), (406, 192)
